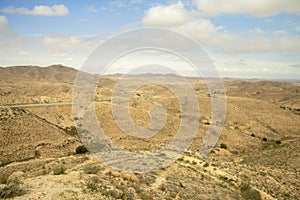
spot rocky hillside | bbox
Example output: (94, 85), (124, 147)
(0, 65), (299, 199)
(0, 65), (77, 83)
(0, 107), (81, 166)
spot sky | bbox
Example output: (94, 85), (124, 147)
(0, 0), (300, 79)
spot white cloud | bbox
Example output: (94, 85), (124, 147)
(41, 33), (97, 55)
(78, 18), (89, 22)
(142, 1), (221, 44)
(0, 15), (8, 35)
(272, 30), (288, 35)
(265, 19), (274, 23)
(214, 56), (300, 79)
(88, 6), (100, 13)
(142, 1), (300, 55)
(175, 19), (219, 43)
(18, 50), (31, 56)
(248, 28), (264, 34)
(289, 64), (300, 68)
(109, 1), (126, 8)
(215, 34), (300, 54)
(1, 4), (69, 16)
(131, 0), (142, 4)
(193, 0), (300, 17)
(88, 6), (109, 13)
(143, 1), (190, 27)
(294, 26), (300, 32)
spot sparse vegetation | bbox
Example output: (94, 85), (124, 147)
(63, 126), (78, 136)
(107, 189), (120, 198)
(83, 163), (100, 174)
(203, 162), (209, 167)
(0, 180), (26, 199)
(34, 149), (40, 158)
(0, 172), (9, 184)
(275, 140), (282, 144)
(0, 160), (13, 167)
(75, 145), (88, 154)
(159, 183), (166, 191)
(0, 66), (299, 199)
(240, 182), (261, 200)
(220, 143), (228, 149)
(53, 164), (65, 175)
(86, 176), (100, 191)
(262, 139), (283, 150)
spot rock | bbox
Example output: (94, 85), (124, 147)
(215, 148), (231, 156)
(68, 171), (81, 182)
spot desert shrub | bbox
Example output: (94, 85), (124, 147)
(275, 140), (282, 144)
(53, 165), (65, 175)
(107, 189), (120, 198)
(136, 174), (156, 186)
(159, 183), (166, 191)
(177, 157), (184, 162)
(0, 180), (26, 199)
(86, 176), (100, 191)
(0, 172), (10, 184)
(220, 143), (228, 149)
(132, 184), (142, 194)
(83, 164), (100, 174)
(63, 126), (78, 136)
(0, 160), (13, 167)
(169, 192), (177, 199)
(140, 191), (154, 200)
(262, 137), (267, 142)
(34, 150), (40, 158)
(240, 182), (261, 200)
(121, 190), (134, 200)
(262, 139), (282, 150)
(251, 133), (256, 137)
(75, 145), (88, 154)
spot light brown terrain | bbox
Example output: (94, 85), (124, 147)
(0, 65), (299, 199)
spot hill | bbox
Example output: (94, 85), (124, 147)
(0, 107), (81, 166)
(0, 65), (299, 199)
(0, 64), (77, 83)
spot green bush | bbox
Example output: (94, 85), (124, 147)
(0, 180), (26, 199)
(240, 182), (261, 200)
(108, 189), (120, 198)
(53, 165), (65, 175)
(203, 162), (209, 167)
(275, 140), (281, 144)
(0, 172), (10, 184)
(83, 164), (100, 174)
(220, 143), (228, 149)
(75, 145), (88, 154)
(86, 176), (100, 191)
(63, 126), (78, 136)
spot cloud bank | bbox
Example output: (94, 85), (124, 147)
(193, 0), (300, 17)
(1, 4), (69, 16)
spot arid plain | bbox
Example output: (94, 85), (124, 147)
(0, 65), (299, 199)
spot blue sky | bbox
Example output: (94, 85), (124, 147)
(0, 0), (300, 79)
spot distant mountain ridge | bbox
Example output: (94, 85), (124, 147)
(0, 64), (78, 83)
